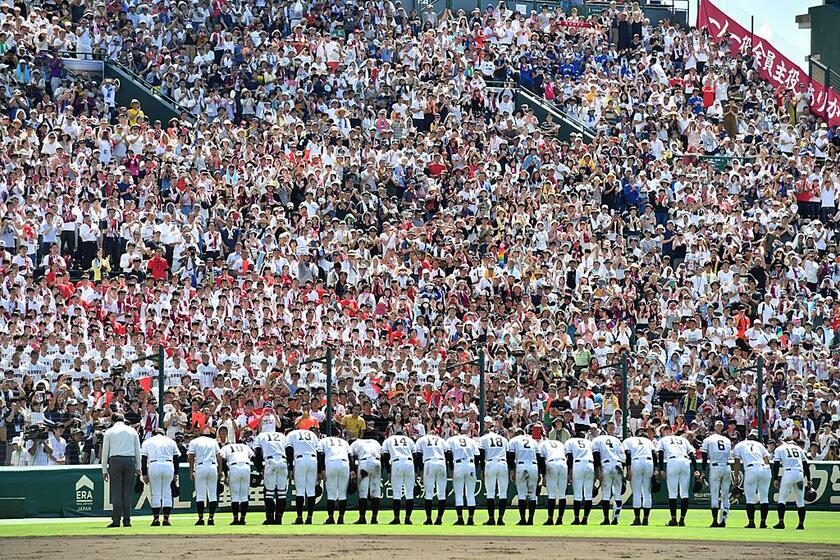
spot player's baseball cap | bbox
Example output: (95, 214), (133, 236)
(483, 416), (494, 424)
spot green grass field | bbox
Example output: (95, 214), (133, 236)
(0, 510), (837, 543)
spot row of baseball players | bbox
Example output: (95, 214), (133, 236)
(138, 418), (812, 529)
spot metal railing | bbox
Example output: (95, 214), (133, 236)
(809, 55), (840, 94)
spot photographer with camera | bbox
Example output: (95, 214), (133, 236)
(83, 423), (106, 465)
(24, 423), (52, 466)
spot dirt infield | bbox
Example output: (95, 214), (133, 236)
(5, 535), (839, 560)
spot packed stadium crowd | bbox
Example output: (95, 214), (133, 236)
(0, 0), (839, 474)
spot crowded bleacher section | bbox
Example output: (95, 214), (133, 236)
(0, 0), (839, 468)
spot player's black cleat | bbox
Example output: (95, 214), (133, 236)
(162, 520), (171, 526)
(570, 519), (581, 525)
(263, 519), (273, 525)
(435, 519), (443, 525)
(484, 518), (496, 526)
(773, 522), (785, 529)
(796, 524), (805, 530)
(404, 519), (412, 525)
(453, 519), (464, 526)
(667, 520), (678, 526)
(631, 519), (641, 526)
(678, 519), (685, 526)
(293, 518), (304, 525)
(389, 518), (400, 525)
(600, 519), (610, 526)
(230, 519), (238, 526)
(759, 522), (768, 529)
(304, 518), (313, 525)
(423, 519), (433, 526)
(325, 518), (335, 525)
(642, 519), (649, 526)
(709, 521), (719, 528)
(611, 518), (618, 525)
(123, 523), (132, 527)
(355, 518), (366, 525)
(718, 521), (725, 528)
(745, 522), (756, 528)
(580, 518), (588, 526)
(544, 518), (554, 526)
(517, 520), (527, 526)
(207, 519), (214, 526)
(195, 519), (205, 526)
(466, 519), (474, 526)
(151, 519), (160, 527)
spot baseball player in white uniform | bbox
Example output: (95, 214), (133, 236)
(287, 427), (320, 524)
(253, 429), (290, 524)
(187, 429), (223, 525)
(701, 421), (732, 527)
(382, 433), (417, 524)
(140, 428), (180, 526)
(771, 437), (811, 530)
(447, 426), (480, 525)
(220, 437), (255, 525)
(732, 430), (771, 528)
(350, 433), (383, 524)
(657, 424), (696, 526)
(623, 431), (658, 526)
(478, 426), (509, 525)
(592, 421), (625, 525)
(538, 437), (568, 525)
(509, 431), (539, 525)
(318, 435), (352, 524)
(565, 436), (595, 525)
(416, 431), (448, 525)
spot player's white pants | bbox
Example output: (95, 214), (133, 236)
(264, 457), (288, 497)
(148, 461), (174, 508)
(666, 459), (691, 499)
(195, 463), (218, 503)
(515, 462), (538, 500)
(630, 458), (653, 508)
(391, 459), (415, 500)
(452, 461), (477, 507)
(743, 464), (771, 504)
(600, 462), (623, 503)
(708, 465), (731, 512)
(545, 460), (568, 500)
(778, 469), (805, 507)
(423, 460), (447, 500)
(572, 460), (595, 501)
(485, 461), (509, 500)
(325, 459), (350, 500)
(357, 458), (382, 499)
(228, 463), (251, 502)
(294, 457), (318, 497)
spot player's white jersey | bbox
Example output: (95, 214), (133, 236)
(382, 434), (416, 461)
(350, 439), (382, 461)
(565, 437), (594, 461)
(658, 435), (693, 460)
(509, 434), (538, 464)
(141, 434), (180, 462)
(701, 433), (732, 464)
(622, 436), (655, 461)
(416, 434), (447, 463)
(318, 436), (351, 462)
(221, 442), (254, 464)
(253, 430), (288, 459)
(447, 434), (479, 462)
(733, 440), (769, 466)
(538, 438), (567, 462)
(591, 435), (624, 464)
(287, 429), (319, 456)
(187, 436), (221, 464)
(772, 443), (806, 471)
(479, 432), (509, 463)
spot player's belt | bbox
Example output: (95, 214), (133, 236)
(710, 462), (728, 467)
(454, 459), (474, 464)
(517, 461), (536, 465)
(150, 459), (172, 463)
(747, 463), (759, 468)
(574, 459), (593, 463)
(296, 454), (315, 459)
(198, 462), (217, 466)
(330, 458), (348, 462)
(668, 455), (687, 460)
(266, 455), (283, 460)
(424, 458), (444, 463)
(784, 468), (802, 471)
(634, 457), (652, 461)
(230, 462), (250, 467)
